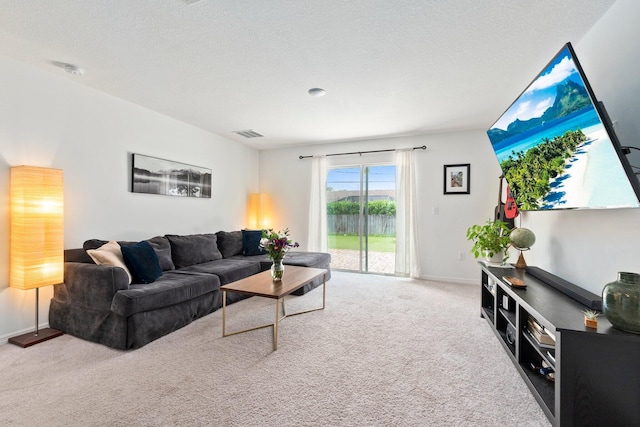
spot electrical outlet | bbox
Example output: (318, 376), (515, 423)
(432, 207), (439, 215)
(458, 252), (465, 260)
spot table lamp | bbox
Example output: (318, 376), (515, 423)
(8, 166), (64, 347)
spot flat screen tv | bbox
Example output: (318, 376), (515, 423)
(487, 42), (640, 211)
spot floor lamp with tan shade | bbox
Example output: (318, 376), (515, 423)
(247, 193), (273, 230)
(8, 166), (64, 347)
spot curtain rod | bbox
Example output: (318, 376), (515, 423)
(298, 145), (426, 159)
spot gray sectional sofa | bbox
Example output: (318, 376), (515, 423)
(49, 230), (331, 350)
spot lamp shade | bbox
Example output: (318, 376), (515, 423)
(10, 166), (64, 290)
(247, 193), (272, 229)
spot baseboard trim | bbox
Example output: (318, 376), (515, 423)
(0, 322), (52, 346)
(418, 274), (477, 285)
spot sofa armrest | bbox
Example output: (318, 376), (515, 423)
(56, 262), (130, 311)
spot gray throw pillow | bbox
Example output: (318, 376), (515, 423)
(146, 236), (176, 271)
(216, 230), (243, 258)
(165, 233), (223, 268)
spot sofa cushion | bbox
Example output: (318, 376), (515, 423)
(230, 251), (332, 271)
(64, 248), (94, 264)
(121, 241), (163, 284)
(230, 253), (271, 271)
(178, 258), (262, 285)
(83, 238), (140, 251)
(111, 271), (221, 317)
(166, 233), (223, 268)
(242, 229), (266, 256)
(216, 230), (243, 258)
(146, 236), (175, 271)
(86, 241), (133, 284)
(282, 251), (332, 268)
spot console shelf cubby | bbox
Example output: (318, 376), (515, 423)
(479, 263), (640, 426)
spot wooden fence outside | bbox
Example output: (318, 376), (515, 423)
(328, 214), (396, 235)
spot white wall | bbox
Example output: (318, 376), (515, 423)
(521, 0), (640, 296)
(259, 131), (502, 283)
(259, 0), (640, 296)
(0, 55), (259, 342)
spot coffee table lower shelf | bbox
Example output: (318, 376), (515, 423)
(221, 266), (327, 351)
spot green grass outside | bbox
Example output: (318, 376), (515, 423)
(328, 234), (396, 252)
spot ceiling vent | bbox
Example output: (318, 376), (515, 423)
(182, 0), (203, 4)
(233, 130), (264, 138)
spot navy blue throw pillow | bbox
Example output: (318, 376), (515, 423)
(242, 229), (266, 256)
(121, 241), (163, 284)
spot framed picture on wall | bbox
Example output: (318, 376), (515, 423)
(132, 153), (212, 198)
(443, 163), (470, 194)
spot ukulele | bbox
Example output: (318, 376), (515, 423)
(505, 185), (519, 219)
(494, 175), (515, 228)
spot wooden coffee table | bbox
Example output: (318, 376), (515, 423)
(221, 266), (327, 350)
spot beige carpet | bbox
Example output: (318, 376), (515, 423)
(0, 272), (549, 426)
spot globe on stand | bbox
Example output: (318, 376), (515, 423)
(509, 228), (536, 269)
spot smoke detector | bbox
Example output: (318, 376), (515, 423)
(63, 64), (84, 76)
(308, 88), (326, 97)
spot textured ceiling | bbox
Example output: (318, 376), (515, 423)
(0, 0), (616, 149)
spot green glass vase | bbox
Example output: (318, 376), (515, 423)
(602, 272), (640, 334)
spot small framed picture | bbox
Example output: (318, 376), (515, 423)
(444, 163), (470, 194)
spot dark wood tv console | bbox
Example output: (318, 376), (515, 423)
(479, 263), (640, 426)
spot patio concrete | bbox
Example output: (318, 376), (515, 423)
(328, 249), (395, 275)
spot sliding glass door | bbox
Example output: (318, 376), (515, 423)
(326, 164), (396, 274)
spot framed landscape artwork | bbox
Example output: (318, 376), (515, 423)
(443, 163), (470, 194)
(132, 153), (212, 198)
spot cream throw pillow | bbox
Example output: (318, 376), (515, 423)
(86, 240), (133, 284)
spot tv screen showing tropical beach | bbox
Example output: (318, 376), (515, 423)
(487, 43), (640, 211)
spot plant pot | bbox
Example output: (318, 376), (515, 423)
(484, 251), (509, 266)
(584, 318), (598, 329)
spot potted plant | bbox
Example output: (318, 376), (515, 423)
(466, 219), (512, 265)
(582, 309), (599, 329)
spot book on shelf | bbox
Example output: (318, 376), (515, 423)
(525, 329), (555, 349)
(528, 315), (555, 337)
(527, 317), (556, 347)
(545, 328), (556, 342)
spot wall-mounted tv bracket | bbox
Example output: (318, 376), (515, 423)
(622, 146), (640, 174)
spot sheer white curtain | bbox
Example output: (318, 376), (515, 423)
(395, 149), (421, 278)
(307, 155), (328, 252)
